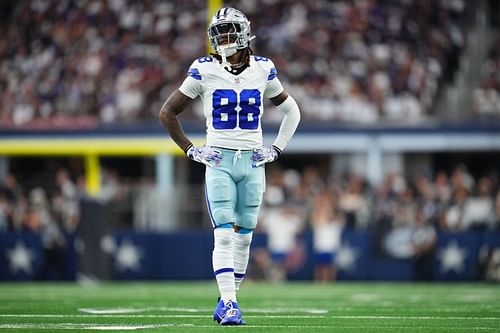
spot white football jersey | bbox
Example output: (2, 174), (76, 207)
(179, 55), (284, 150)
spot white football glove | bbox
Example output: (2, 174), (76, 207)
(251, 145), (281, 168)
(185, 144), (222, 167)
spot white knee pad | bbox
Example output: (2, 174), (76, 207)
(233, 232), (252, 248)
(214, 227), (233, 250)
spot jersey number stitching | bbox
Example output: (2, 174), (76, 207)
(212, 89), (261, 130)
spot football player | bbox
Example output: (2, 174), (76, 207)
(159, 7), (300, 325)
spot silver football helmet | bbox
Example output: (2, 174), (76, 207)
(208, 7), (254, 66)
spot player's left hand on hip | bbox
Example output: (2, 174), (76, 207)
(251, 145), (280, 167)
(186, 145), (222, 167)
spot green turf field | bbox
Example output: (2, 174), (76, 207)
(0, 282), (499, 332)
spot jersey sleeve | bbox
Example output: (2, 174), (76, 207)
(264, 60), (284, 98)
(178, 62), (204, 99)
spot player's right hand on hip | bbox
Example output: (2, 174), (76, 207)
(186, 145), (222, 167)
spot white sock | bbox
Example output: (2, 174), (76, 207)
(233, 231), (253, 292)
(213, 228), (236, 302)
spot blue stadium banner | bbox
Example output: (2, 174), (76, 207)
(433, 231), (483, 281)
(0, 232), (76, 281)
(1, 231), (499, 281)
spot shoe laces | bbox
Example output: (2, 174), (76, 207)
(223, 300), (239, 318)
(225, 308), (239, 318)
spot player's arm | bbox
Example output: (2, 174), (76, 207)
(159, 89), (194, 153)
(159, 89), (222, 167)
(270, 90), (301, 153)
(251, 87), (301, 167)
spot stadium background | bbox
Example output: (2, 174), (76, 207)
(0, 0), (499, 284)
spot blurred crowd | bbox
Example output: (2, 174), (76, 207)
(0, 170), (80, 234)
(2, 160), (500, 281)
(1, 0), (498, 282)
(0, 0), (472, 127)
(232, 0), (466, 124)
(474, 34), (500, 119)
(0, 0), (206, 128)
(0, 166), (129, 234)
(255, 163), (500, 281)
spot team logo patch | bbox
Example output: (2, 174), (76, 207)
(234, 77), (240, 84)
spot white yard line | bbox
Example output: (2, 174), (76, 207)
(78, 307), (329, 314)
(0, 323), (497, 331)
(1, 314), (500, 320)
(0, 323), (188, 330)
(0, 314), (325, 319)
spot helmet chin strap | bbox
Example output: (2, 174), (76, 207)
(220, 53), (232, 71)
(216, 37), (255, 71)
(217, 44), (238, 71)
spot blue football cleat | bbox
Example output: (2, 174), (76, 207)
(220, 300), (245, 326)
(213, 297), (225, 323)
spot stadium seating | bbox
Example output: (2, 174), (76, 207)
(0, 0), (469, 127)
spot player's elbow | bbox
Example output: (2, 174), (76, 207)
(159, 107), (167, 124)
(278, 95), (301, 119)
(291, 101), (301, 121)
(159, 107), (168, 121)
(159, 105), (175, 129)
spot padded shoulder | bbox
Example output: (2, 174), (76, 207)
(186, 56), (218, 80)
(251, 55), (278, 81)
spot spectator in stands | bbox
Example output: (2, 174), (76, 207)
(411, 207), (437, 281)
(474, 36), (500, 120)
(393, 187), (418, 229)
(98, 167), (122, 203)
(0, 174), (26, 231)
(414, 174), (440, 226)
(260, 202), (306, 281)
(451, 164), (475, 193)
(441, 184), (468, 231)
(473, 78), (500, 119)
(25, 188), (70, 280)
(0, 193), (11, 231)
(338, 174), (369, 229)
(24, 188), (52, 233)
(462, 176), (496, 230)
(435, 171), (453, 204)
(310, 191), (344, 282)
(52, 168), (79, 232)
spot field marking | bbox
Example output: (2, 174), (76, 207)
(0, 323), (497, 331)
(82, 325), (180, 330)
(0, 323), (190, 330)
(79, 308), (148, 314)
(78, 307), (329, 314)
(1, 314), (500, 320)
(247, 308), (328, 314)
(0, 314), (325, 319)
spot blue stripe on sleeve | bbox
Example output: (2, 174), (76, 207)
(187, 68), (202, 80)
(267, 67), (277, 80)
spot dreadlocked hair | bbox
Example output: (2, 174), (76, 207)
(210, 47), (254, 67)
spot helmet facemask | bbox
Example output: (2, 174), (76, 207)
(209, 22), (242, 58)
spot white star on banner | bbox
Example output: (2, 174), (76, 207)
(6, 241), (35, 274)
(438, 240), (468, 274)
(336, 243), (359, 272)
(114, 239), (143, 272)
